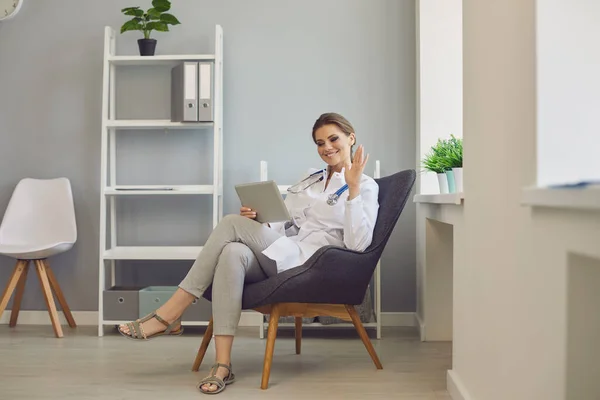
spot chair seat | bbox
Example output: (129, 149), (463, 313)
(0, 242), (74, 259)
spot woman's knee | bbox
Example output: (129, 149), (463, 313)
(221, 242), (247, 258)
(220, 214), (245, 226)
(219, 242), (254, 268)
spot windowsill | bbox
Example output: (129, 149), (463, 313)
(521, 186), (600, 211)
(413, 192), (464, 205)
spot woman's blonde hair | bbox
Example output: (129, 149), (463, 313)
(312, 112), (355, 142)
(311, 113), (356, 156)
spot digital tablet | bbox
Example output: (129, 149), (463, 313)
(234, 180), (291, 223)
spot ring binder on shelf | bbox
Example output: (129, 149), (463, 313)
(171, 61), (214, 122)
(171, 61), (198, 122)
(198, 62), (214, 122)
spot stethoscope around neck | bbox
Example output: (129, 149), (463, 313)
(286, 168), (349, 206)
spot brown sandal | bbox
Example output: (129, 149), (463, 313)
(118, 312), (183, 340)
(197, 363), (236, 395)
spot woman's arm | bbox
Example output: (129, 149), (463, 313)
(343, 178), (379, 251)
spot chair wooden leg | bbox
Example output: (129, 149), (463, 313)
(192, 317), (214, 371)
(0, 260), (28, 322)
(9, 261), (30, 327)
(295, 316), (302, 355)
(43, 260), (76, 328)
(34, 260), (63, 338)
(261, 303), (280, 389)
(345, 304), (383, 369)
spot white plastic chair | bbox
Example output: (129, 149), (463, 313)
(0, 178), (77, 338)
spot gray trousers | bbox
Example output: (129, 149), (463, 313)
(179, 214), (283, 335)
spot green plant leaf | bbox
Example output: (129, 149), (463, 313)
(123, 8), (144, 17)
(121, 6), (140, 13)
(152, 0), (171, 12)
(146, 21), (169, 32)
(160, 13), (181, 25)
(146, 8), (162, 20)
(120, 19), (143, 34)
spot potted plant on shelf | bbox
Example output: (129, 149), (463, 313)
(445, 134), (463, 192)
(120, 0), (181, 56)
(422, 139), (451, 194)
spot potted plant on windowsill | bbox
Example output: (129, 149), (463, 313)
(422, 140), (451, 194)
(120, 0), (181, 56)
(445, 134), (463, 192)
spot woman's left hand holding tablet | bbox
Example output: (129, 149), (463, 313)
(240, 206), (257, 219)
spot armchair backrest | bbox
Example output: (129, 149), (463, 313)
(365, 169), (416, 257)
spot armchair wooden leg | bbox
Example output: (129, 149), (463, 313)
(9, 261), (30, 327)
(192, 317), (214, 371)
(262, 303), (280, 389)
(0, 260), (28, 322)
(34, 260), (63, 338)
(345, 304), (383, 369)
(43, 260), (76, 328)
(295, 317), (302, 355)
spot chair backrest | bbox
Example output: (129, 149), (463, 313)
(365, 169), (416, 256)
(0, 178), (77, 246)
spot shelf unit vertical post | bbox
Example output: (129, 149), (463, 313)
(213, 25), (224, 225)
(374, 160), (381, 339)
(97, 26), (114, 337)
(108, 30), (117, 290)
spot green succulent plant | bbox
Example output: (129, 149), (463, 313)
(120, 0), (181, 40)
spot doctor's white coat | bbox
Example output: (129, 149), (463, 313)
(262, 167), (379, 273)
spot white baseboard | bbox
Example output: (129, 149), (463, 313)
(447, 369), (474, 400)
(1, 311), (418, 328)
(380, 312), (418, 327)
(0, 310), (98, 326)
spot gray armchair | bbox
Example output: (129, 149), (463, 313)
(193, 169), (416, 389)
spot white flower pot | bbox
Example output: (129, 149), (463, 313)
(437, 173), (449, 194)
(452, 167), (463, 192)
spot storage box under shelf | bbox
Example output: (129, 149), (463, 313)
(103, 286), (144, 321)
(138, 286), (212, 321)
(138, 286), (177, 318)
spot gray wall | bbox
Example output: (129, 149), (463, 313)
(0, 0), (416, 313)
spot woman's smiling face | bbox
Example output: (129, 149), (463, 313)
(313, 123), (355, 172)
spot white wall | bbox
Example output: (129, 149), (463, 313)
(416, 0), (463, 194)
(448, 0), (600, 399)
(536, 0), (600, 186)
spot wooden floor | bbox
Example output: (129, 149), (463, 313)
(0, 325), (452, 399)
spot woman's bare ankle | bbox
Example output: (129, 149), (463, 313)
(155, 289), (196, 322)
(155, 307), (181, 323)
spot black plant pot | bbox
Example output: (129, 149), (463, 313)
(138, 39), (157, 56)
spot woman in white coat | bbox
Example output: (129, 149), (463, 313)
(118, 112), (379, 395)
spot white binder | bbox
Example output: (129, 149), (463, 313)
(171, 62), (198, 122)
(198, 62), (214, 122)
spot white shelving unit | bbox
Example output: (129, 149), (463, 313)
(258, 160), (383, 340)
(97, 25), (224, 336)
